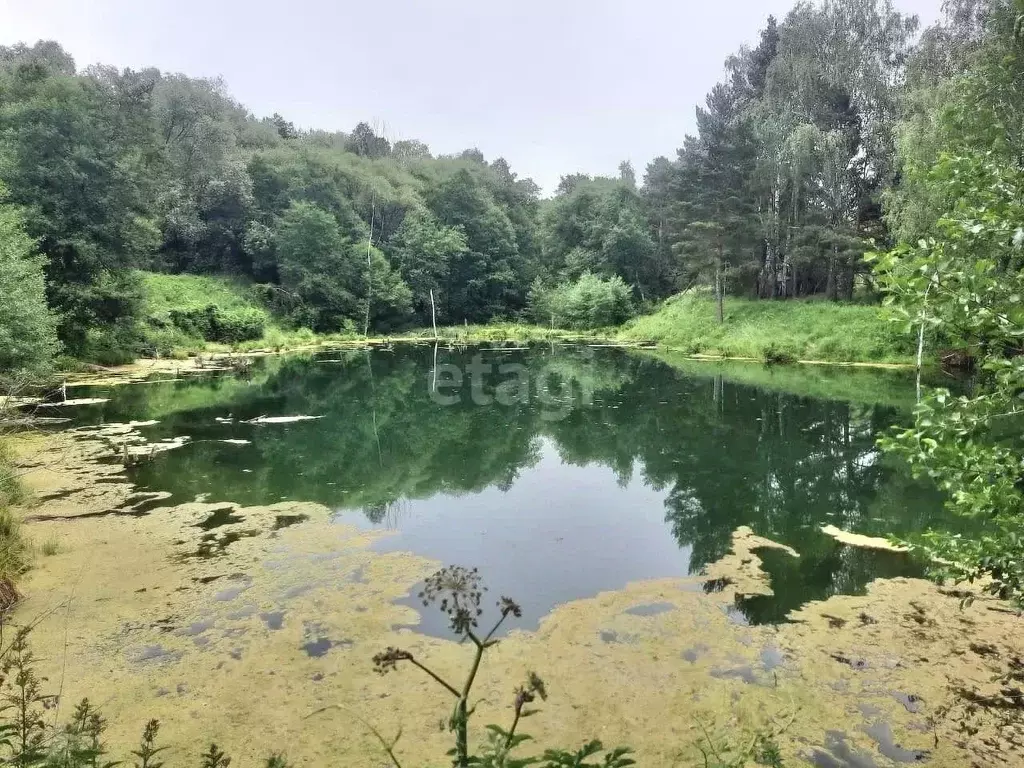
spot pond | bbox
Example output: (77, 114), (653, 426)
(67, 345), (950, 635)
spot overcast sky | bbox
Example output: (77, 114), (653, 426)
(2, 0), (943, 193)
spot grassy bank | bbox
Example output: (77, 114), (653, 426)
(0, 436), (30, 606)
(618, 293), (915, 364)
(132, 274), (915, 367)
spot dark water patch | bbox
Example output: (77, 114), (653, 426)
(807, 731), (879, 768)
(302, 638), (332, 658)
(858, 703), (883, 717)
(193, 636), (211, 647)
(227, 605), (257, 620)
(831, 653), (871, 671)
(134, 645), (183, 664)
(24, 506), (148, 522)
(260, 611), (285, 630)
(760, 645), (785, 671)
(893, 692), (924, 714)
(196, 506), (244, 530)
(300, 621), (352, 658)
(194, 574), (223, 585)
(732, 538), (924, 626)
(273, 514), (309, 531)
(281, 582), (315, 600)
(702, 577), (734, 594)
(94, 476), (127, 484)
(129, 496), (176, 515)
(184, 530), (260, 559)
(229, 648), (243, 660)
(682, 644), (709, 663)
(722, 603), (750, 626)
(865, 722), (930, 763)
(150, 616), (177, 633)
(624, 602), (675, 617)
(177, 618), (215, 636)
(36, 488), (78, 502)
(213, 584), (250, 602)
(710, 665), (759, 684)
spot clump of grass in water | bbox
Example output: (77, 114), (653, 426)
(372, 565), (636, 768)
(39, 535), (61, 557)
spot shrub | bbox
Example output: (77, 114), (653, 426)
(168, 305), (266, 344)
(0, 193), (59, 377)
(528, 273), (634, 330)
(0, 507), (30, 609)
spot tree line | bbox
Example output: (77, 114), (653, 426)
(0, 0), (1014, 374)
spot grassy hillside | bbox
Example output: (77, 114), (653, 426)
(143, 272), (270, 317)
(140, 272), (288, 357)
(619, 293), (915, 364)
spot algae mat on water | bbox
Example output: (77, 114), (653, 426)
(11, 428), (1024, 767)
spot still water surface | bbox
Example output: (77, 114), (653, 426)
(73, 346), (951, 635)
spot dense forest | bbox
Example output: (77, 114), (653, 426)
(0, 0), (1022, 373)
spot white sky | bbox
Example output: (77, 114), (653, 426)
(1, 0), (944, 193)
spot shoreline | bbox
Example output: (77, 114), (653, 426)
(49, 336), (918, 391)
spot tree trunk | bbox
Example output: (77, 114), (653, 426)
(843, 259), (855, 301)
(715, 249), (724, 324)
(430, 288), (438, 340)
(826, 244), (838, 301)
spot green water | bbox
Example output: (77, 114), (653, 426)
(71, 346), (952, 634)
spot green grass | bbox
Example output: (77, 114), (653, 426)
(618, 292), (915, 364)
(393, 322), (614, 344)
(141, 272), (272, 317)
(139, 271), (278, 356)
(39, 535), (61, 557)
(134, 275), (914, 367)
(0, 439), (23, 509)
(0, 439), (29, 589)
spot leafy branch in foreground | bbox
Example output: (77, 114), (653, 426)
(870, 151), (1024, 606)
(372, 565), (633, 767)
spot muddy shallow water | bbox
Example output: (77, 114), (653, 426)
(12, 348), (1024, 766)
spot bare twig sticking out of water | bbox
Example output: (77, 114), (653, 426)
(364, 351), (383, 469)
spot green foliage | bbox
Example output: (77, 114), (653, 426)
(1, 630), (47, 768)
(0, 48), (153, 357)
(528, 274), (634, 330)
(372, 567), (631, 768)
(0, 507), (31, 586)
(389, 208), (468, 323)
(0, 7), (946, 373)
(620, 293), (911, 363)
(131, 721), (165, 768)
(273, 201), (361, 331)
(199, 744), (231, 768)
(539, 177), (662, 299)
(167, 305), (265, 344)
(139, 272), (273, 353)
(0, 191), (58, 376)
(871, 147), (1024, 606)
